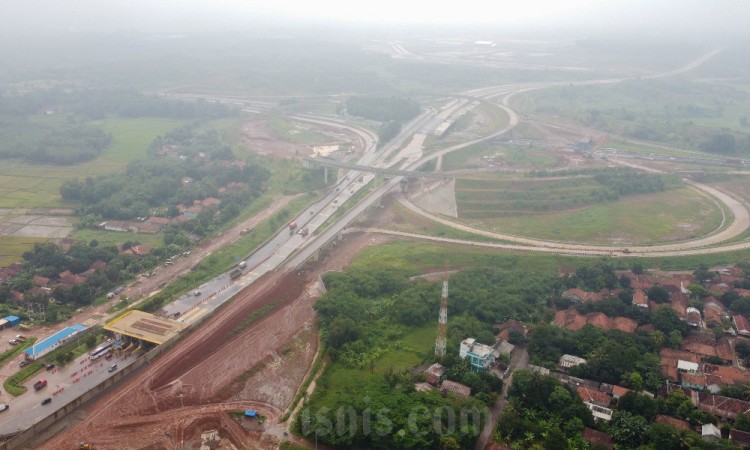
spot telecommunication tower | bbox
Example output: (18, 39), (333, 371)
(434, 261), (449, 358)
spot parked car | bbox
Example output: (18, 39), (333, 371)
(33, 379), (47, 390)
(0, 404), (8, 412)
(15, 335), (26, 341)
(41, 397), (52, 405)
(108, 364), (118, 373)
(8, 339), (18, 345)
(45, 363), (55, 371)
(19, 360), (31, 368)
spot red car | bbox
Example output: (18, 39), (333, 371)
(33, 379), (47, 390)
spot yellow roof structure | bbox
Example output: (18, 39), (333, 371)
(104, 310), (182, 345)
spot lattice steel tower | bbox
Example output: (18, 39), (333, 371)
(435, 262), (449, 358)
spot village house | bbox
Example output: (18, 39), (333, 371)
(58, 270), (86, 286)
(735, 315), (750, 337)
(703, 298), (728, 327)
(582, 428), (613, 449)
(632, 289), (649, 308)
(562, 288), (602, 303)
(655, 415), (691, 431)
(424, 363), (446, 386)
(146, 216), (171, 228)
(440, 380), (471, 398)
(459, 338), (498, 372)
(553, 309), (637, 333)
(576, 386), (612, 408)
(730, 429), (750, 447)
(493, 320), (527, 341)
(686, 307), (702, 328)
(559, 354), (587, 370)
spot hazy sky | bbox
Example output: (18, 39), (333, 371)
(2, 0), (748, 36)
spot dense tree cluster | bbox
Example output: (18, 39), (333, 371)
(0, 118), (111, 165)
(304, 268), (502, 449)
(60, 132), (270, 224)
(529, 323), (667, 391)
(346, 96), (420, 123)
(496, 370), (594, 449)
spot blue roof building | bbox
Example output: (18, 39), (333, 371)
(24, 324), (88, 360)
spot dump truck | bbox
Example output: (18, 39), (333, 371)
(230, 268), (243, 279)
(288, 221), (298, 234)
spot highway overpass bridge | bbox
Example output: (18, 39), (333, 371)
(301, 156), (451, 180)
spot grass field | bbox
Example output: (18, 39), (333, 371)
(72, 228), (165, 248)
(0, 117), (186, 209)
(310, 324), (436, 406)
(0, 236), (48, 266)
(455, 186), (724, 244)
(347, 239), (750, 275)
(442, 142), (562, 171)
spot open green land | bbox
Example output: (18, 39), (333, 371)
(72, 229), (164, 248)
(455, 185), (724, 244)
(442, 142), (563, 171)
(348, 239), (750, 274)
(0, 117), (186, 209)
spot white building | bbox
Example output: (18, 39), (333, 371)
(460, 338), (497, 372)
(559, 354), (587, 369)
(678, 360), (699, 374)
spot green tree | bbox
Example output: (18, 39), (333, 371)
(610, 411), (649, 448)
(647, 285), (670, 303)
(83, 334), (97, 349)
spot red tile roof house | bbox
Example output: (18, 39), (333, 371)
(440, 380), (471, 398)
(661, 348), (702, 381)
(562, 288), (602, 303)
(58, 270), (86, 286)
(577, 386), (612, 408)
(200, 197), (221, 208)
(730, 429), (750, 447)
(146, 217), (171, 227)
(655, 415), (691, 431)
(554, 309), (588, 331)
(703, 298), (727, 327)
(32, 275), (50, 287)
(583, 428), (613, 449)
(735, 315), (750, 337)
(494, 319), (527, 341)
(632, 289), (649, 308)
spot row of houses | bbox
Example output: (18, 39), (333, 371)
(528, 361), (750, 448)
